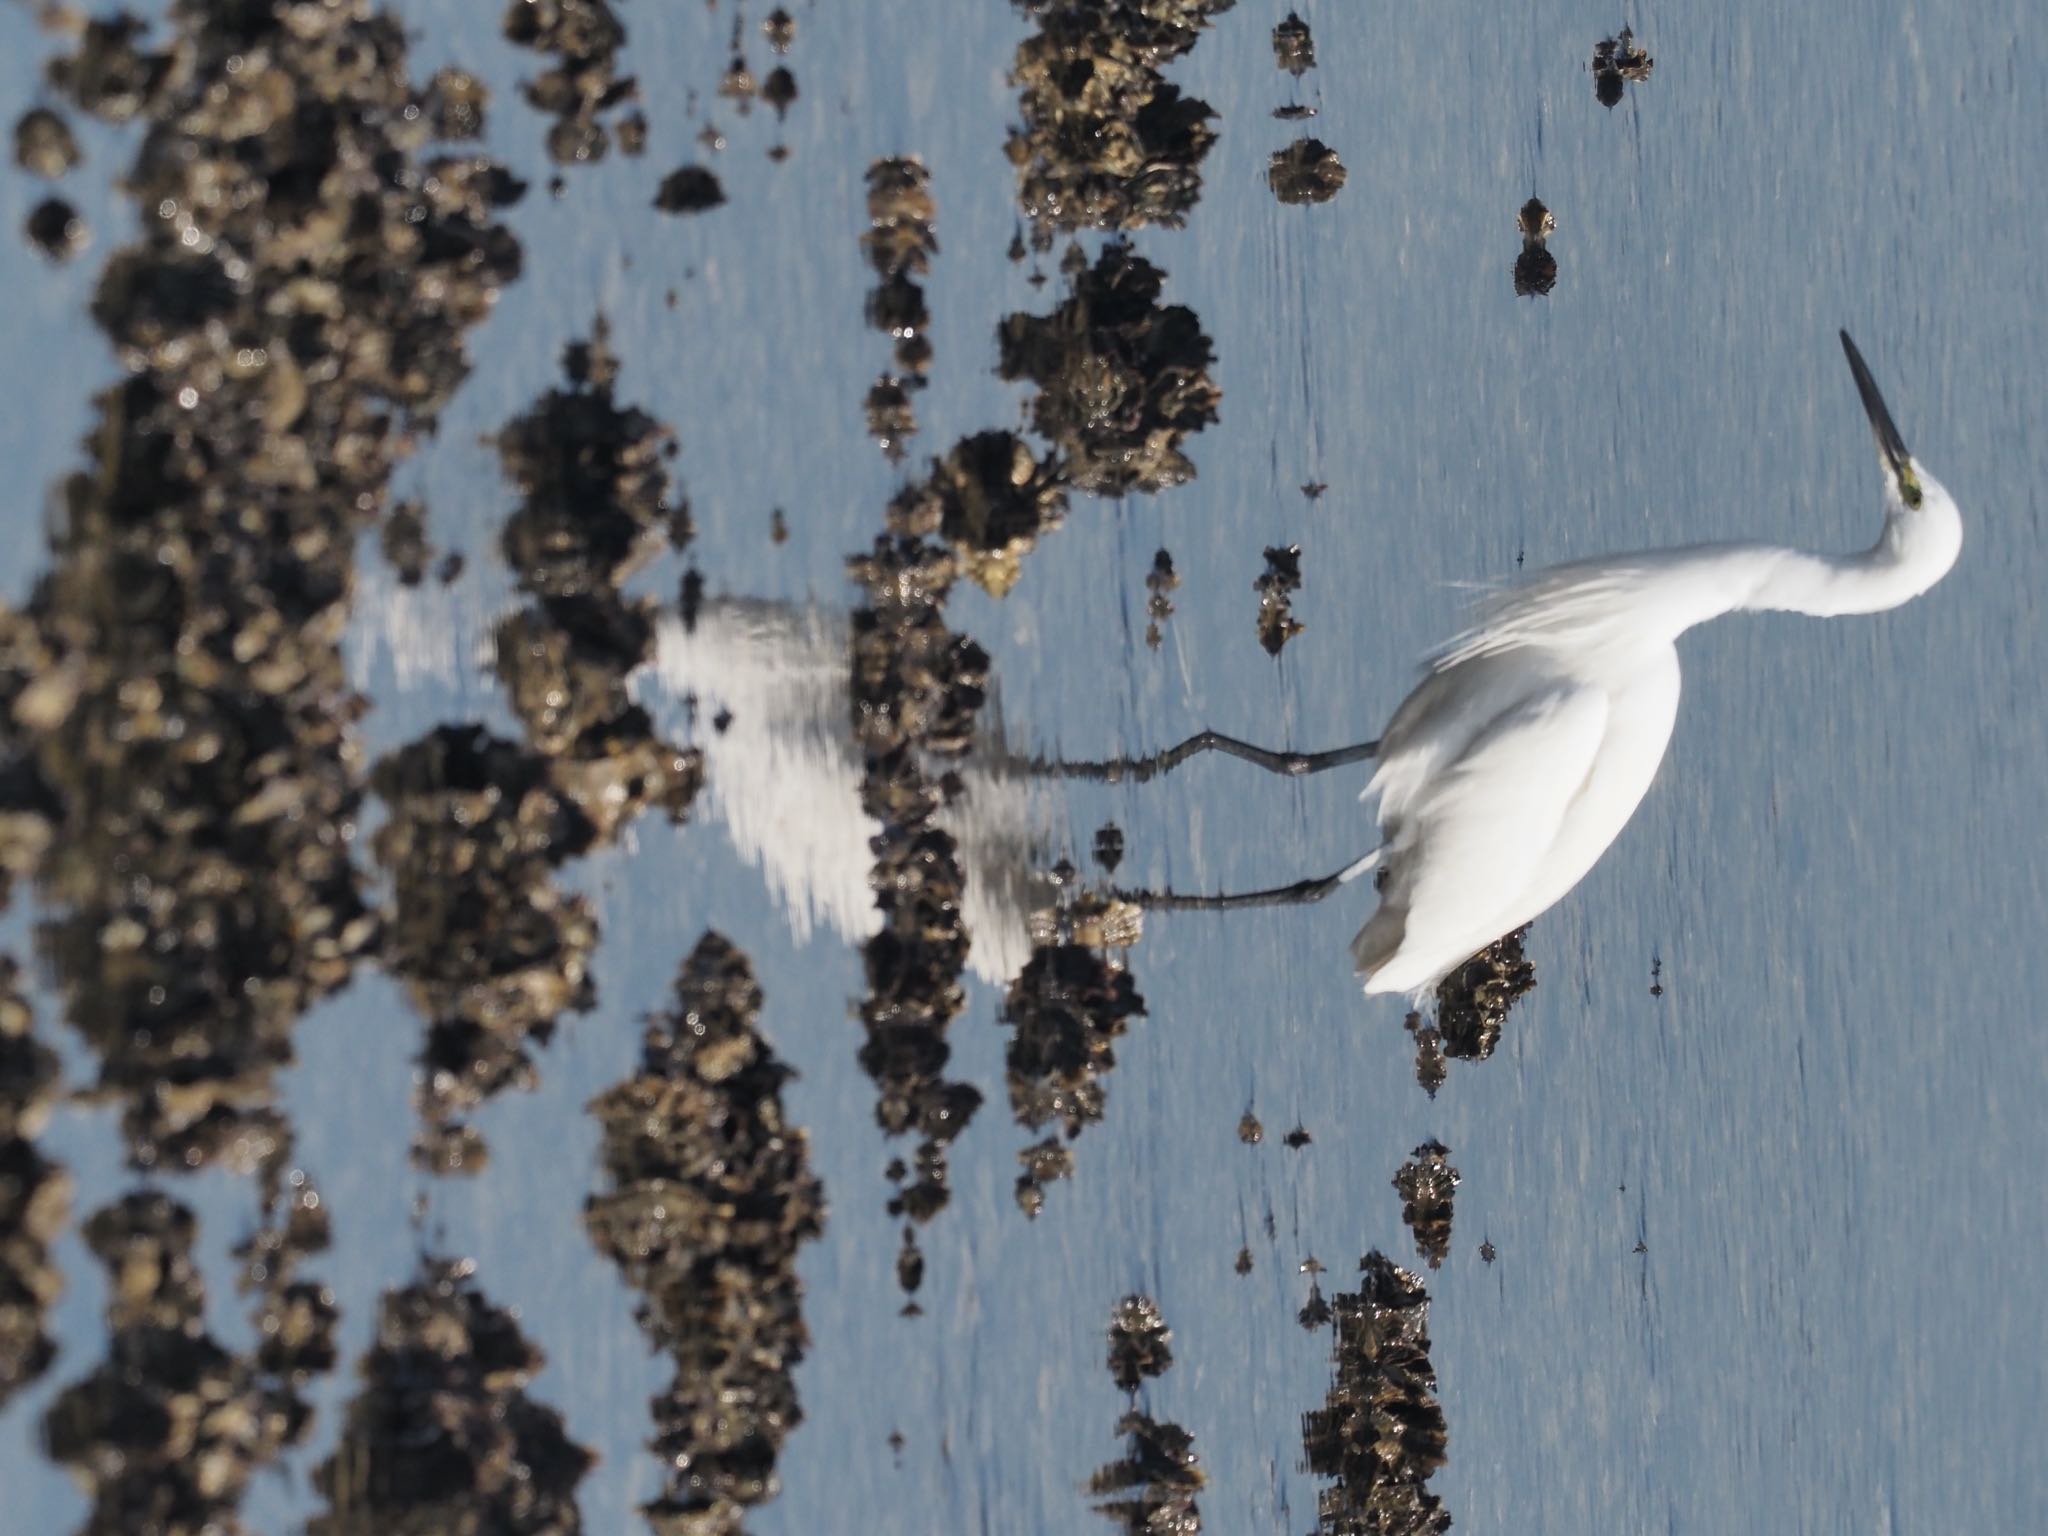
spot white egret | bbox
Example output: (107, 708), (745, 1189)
(1060, 333), (1962, 997)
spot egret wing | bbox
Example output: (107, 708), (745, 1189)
(1357, 681), (1609, 992)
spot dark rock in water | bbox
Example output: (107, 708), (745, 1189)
(422, 66), (489, 140)
(501, 0), (639, 165)
(1007, 0), (1233, 250)
(1273, 12), (1317, 76)
(1238, 1109), (1264, 1144)
(998, 240), (1220, 498)
(1392, 1140), (1460, 1270)
(13, 107), (80, 177)
(1274, 103), (1318, 120)
(380, 500), (434, 587)
(0, 959), (66, 1410)
(1145, 548), (1181, 648)
(1090, 1409), (1206, 1532)
(370, 726), (601, 1171)
(584, 933), (825, 1536)
(1514, 197), (1558, 297)
(1284, 1123), (1313, 1149)
(5, 0), (519, 1172)
(655, 164), (727, 213)
(762, 65), (798, 120)
(1001, 914), (1146, 1214)
(45, 1191), (331, 1534)
(1435, 928), (1535, 1060)
(1235, 1246), (1255, 1275)
(311, 1257), (592, 1536)
(1592, 27), (1654, 108)
(861, 157), (938, 453)
(1256, 544), (1306, 656)
(1270, 138), (1347, 205)
(889, 430), (1068, 596)
(1106, 1293), (1174, 1392)
(765, 8), (797, 52)
(1093, 822), (1125, 872)
(1404, 1012), (1449, 1098)
(25, 196), (87, 260)
(1302, 1253), (1452, 1534)
(43, 13), (172, 123)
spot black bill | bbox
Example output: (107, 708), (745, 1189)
(1839, 330), (1916, 495)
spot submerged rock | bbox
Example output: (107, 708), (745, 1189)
(1255, 544), (1306, 656)
(1392, 1140), (1460, 1270)
(1302, 1252), (1452, 1534)
(311, 1257), (592, 1536)
(1006, 0), (1234, 250)
(1435, 928), (1536, 1060)
(1514, 197), (1558, 297)
(1269, 138), (1347, 205)
(585, 933), (825, 1535)
(998, 241), (1220, 499)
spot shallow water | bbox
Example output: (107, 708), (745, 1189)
(2, 2), (2044, 1533)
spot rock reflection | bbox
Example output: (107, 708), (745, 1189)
(1002, 886), (1147, 1215)
(584, 932), (823, 1535)
(1300, 1253), (1451, 1535)
(311, 1257), (591, 1536)
(1091, 1295), (1205, 1531)
(1007, 0), (1234, 250)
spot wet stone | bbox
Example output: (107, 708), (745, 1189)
(1392, 1140), (1460, 1270)
(998, 240), (1221, 499)
(862, 157), (938, 454)
(1434, 928), (1535, 1061)
(1284, 1124), (1313, 1149)
(371, 726), (601, 1171)
(1404, 1012), (1449, 1098)
(43, 1192), (321, 1535)
(1269, 138), (1348, 205)
(421, 67), (489, 140)
(1301, 1253), (1452, 1535)
(13, 107), (80, 177)
(765, 7), (797, 52)
(380, 500), (435, 587)
(1235, 1246), (1254, 1275)
(43, 12), (173, 124)
(889, 430), (1068, 597)
(501, 0), (638, 165)
(1592, 27), (1655, 108)
(656, 164), (727, 214)
(762, 66), (798, 120)
(311, 1257), (593, 1536)
(0, 957), (66, 1410)
(7, 0), (521, 1172)
(25, 195), (87, 260)
(1092, 822), (1125, 872)
(1106, 1293), (1173, 1392)
(1238, 1110), (1264, 1145)
(1274, 104), (1318, 120)
(1090, 1411), (1206, 1533)
(1001, 921), (1147, 1214)
(1256, 544), (1306, 656)
(1008, 0), (1233, 250)
(1273, 12), (1317, 76)
(1146, 548), (1181, 649)
(584, 933), (825, 1536)
(1515, 197), (1558, 297)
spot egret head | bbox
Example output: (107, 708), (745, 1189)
(1840, 329), (1925, 507)
(1840, 330), (1960, 593)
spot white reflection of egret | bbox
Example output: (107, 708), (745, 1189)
(1068, 334), (1963, 998)
(648, 599), (1055, 985)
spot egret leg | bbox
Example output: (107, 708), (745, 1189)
(1027, 730), (1380, 784)
(1116, 849), (1379, 912)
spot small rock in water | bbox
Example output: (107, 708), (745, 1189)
(1269, 138), (1347, 205)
